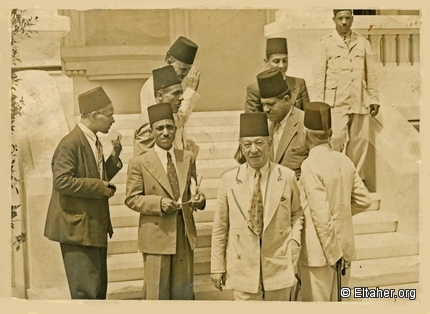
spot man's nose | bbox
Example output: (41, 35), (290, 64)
(162, 128), (169, 136)
(263, 104), (269, 113)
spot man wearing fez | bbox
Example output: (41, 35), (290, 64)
(298, 102), (371, 301)
(245, 37), (310, 113)
(211, 113), (303, 301)
(44, 86), (123, 299)
(313, 9), (379, 182)
(139, 36), (201, 151)
(258, 68), (309, 180)
(134, 65), (187, 156)
(125, 103), (206, 300)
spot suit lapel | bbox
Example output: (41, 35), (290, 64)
(174, 149), (190, 199)
(143, 149), (174, 199)
(263, 162), (286, 232)
(275, 108), (299, 163)
(231, 164), (251, 222)
(74, 126), (100, 179)
(286, 76), (298, 106)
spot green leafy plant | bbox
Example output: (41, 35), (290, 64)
(11, 9), (38, 251)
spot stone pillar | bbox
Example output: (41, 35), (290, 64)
(396, 34), (411, 65)
(12, 9), (72, 299)
(410, 34), (420, 65)
(382, 34), (397, 65)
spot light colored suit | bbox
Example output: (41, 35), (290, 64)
(245, 76), (310, 113)
(298, 144), (372, 301)
(125, 147), (203, 300)
(312, 30), (379, 179)
(270, 106), (309, 180)
(211, 162), (303, 295)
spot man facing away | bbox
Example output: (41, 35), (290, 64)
(298, 101), (372, 301)
(125, 103), (206, 300)
(245, 37), (310, 113)
(312, 9), (380, 182)
(210, 112), (303, 301)
(44, 86), (122, 299)
(139, 36), (201, 151)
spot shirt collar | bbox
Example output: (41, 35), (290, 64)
(246, 160), (270, 178)
(154, 143), (174, 157)
(78, 122), (97, 143)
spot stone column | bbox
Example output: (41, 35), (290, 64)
(382, 34), (397, 65)
(12, 9), (72, 299)
(396, 34), (411, 65)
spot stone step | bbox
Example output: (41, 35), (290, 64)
(194, 274), (234, 300)
(108, 210), (395, 255)
(352, 211), (398, 235)
(99, 128), (134, 147)
(107, 247), (212, 284)
(108, 223), (212, 255)
(354, 232), (419, 261)
(107, 280), (143, 300)
(187, 111), (241, 128)
(349, 255), (419, 288)
(187, 125), (239, 143)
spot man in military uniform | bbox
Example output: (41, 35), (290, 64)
(312, 9), (380, 181)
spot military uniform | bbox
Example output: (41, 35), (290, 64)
(313, 30), (379, 179)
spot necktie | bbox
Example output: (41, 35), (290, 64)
(95, 137), (104, 180)
(167, 152), (180, 201)
(248, 169), (264, 235)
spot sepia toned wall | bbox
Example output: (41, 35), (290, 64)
(60, 9), (274, 115)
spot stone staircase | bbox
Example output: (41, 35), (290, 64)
(101, 111), (419, 301)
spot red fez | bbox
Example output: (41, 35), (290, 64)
(168, 36), (198, 65)
(304, 102), (332, 131)
(153, 65), (181, 92)
(240, 113), (269, 138)
(266, 38), (288, 57)
(257, 69), (289, 99)
(333, 9), (353, 16)
(147, 103), (174, 125)
(78, 86), (111, 114)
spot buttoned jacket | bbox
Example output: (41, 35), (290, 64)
(211, 162), (304, 293)
(313, 30), (379, 114)
(125, 148), (202, 254)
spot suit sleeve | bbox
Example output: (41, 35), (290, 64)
(174, 87), (200, 129)
(52, 142), (105, 198)
(105, 155), (122, 181)
(133, 113), (155, 157)
(295, 79), (310, 111)
(364, 39), (379, 105)
(289, 175), (304, 245)
(312, 39), (328, 102)
(351, 169), (372, 215)
(245, 83), (263, 113)
(124, 157), (164, 216)
(300, 163), (343, 265)
(210, 174), (229, 274)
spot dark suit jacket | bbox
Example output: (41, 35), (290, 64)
(270, 107), (309, 180)
(245, 76), (310, 113)
(44, 126), (122, 248)
(125, 148), (204, 254)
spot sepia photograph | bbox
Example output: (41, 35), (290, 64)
(2, 0), (428, 312)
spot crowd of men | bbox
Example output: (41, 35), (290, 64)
(44, 9), (377, 301)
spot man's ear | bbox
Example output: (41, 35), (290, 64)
(283, 94), (291, 104)
(149, 125), (153, 135)
(155, 90), (163, 103)
(90, 111), (98, 121)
